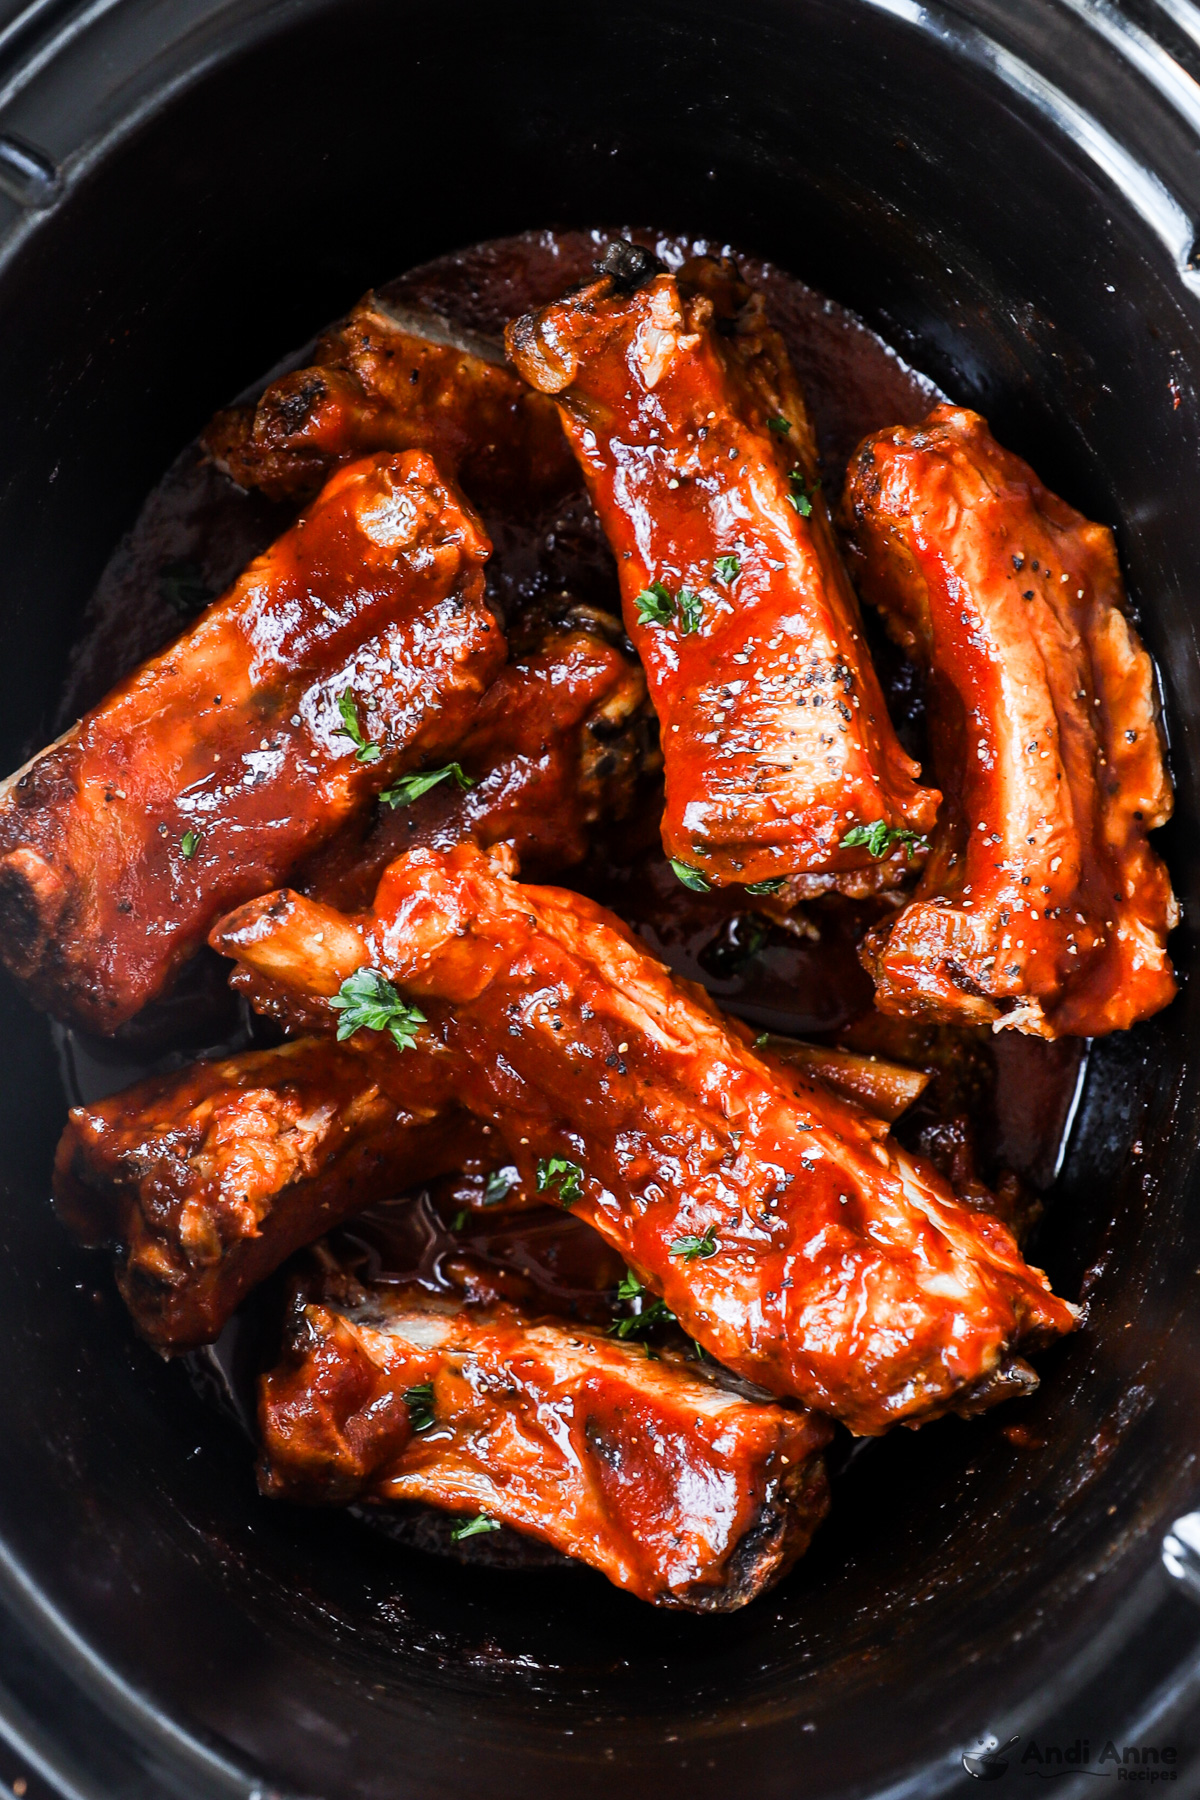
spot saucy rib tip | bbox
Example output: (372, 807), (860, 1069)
(53, 1035), (495, 1352)
(846, 405), (1177, 1037)
(211, 842), (1077, 1435)
(296, 607), (649, 910)
(260, 1261), (831, 1609)
(506, 254), (939, 893)
(203, 291), (578, 515)
(0, 451), (503, 1031)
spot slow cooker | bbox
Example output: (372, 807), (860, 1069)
(1, 0), (1199, 1794)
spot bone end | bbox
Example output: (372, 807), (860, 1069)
(210, 889), (366, 998)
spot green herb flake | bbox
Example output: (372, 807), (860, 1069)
(669, 859), (711, 892)
(335, 688), (383, 764)
(767, 416), (792, 434)
(403, 1381), (436, 1433)
(713, 554), (741, 585)
(677, 589), (703, 635)
(535, 1155), (584, 1207)
(841, 821), (930, 862)
(483, 1168), (515, 1205)
(380, 762), (474, 808)
(610, 1269), (677, 1340)
(786, 468), (815, 518)
(330, 968), (426, 1051)
(745, 876), (786, 895)
(179, 829), (200, 860)
(452, 1209), (469, 1232)
(670, 1226), (719, 1261)
(634, 581), (675, 627)
(754, 1032), (770, 1048)
(451, 1514), (501, 1542)
(612, 1297), (676, 1340)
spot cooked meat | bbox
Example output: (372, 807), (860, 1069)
(259, 1264), (830, 1610)
(32, 230), (1181, 1616)
(0, 452), (503, 1031)
(759, 1036), (930, 1122)
(505, 254), (938, 893)
(54, 1028), (915, 1359)
(211, 843), (1077, 1435)
(846, 405), (1177, 1037)
(297, 608), (649, 910)
(53, 1036), (497, 1352)
(54, 1027), (918, 1357)
(203, 293), (577, 514)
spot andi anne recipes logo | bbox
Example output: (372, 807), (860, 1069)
(962, 1735), (1181, 1782)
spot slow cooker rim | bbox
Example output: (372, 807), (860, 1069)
(2, 0), (1200, 287)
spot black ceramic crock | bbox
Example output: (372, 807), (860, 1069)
(1, 1), (1200, 1795)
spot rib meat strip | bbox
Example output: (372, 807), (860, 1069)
(211, 843), (1077, 1434)
(260, 1263), (830, 1609)
(0, 451), (503, 1030)
(297, 607), (648, 910)
(203, 292), (577, 514)
(54, 1036), (491, 1352)
(506, 252), (938, 892)
(846, 405), (1177, 1037)
(54, 1017), (927, 1354)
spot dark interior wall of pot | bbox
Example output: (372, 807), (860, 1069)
(0, 2), (1198, 1797)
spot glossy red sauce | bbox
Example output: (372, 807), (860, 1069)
(52, 228), (1086, 1550)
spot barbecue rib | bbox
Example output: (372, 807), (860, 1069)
(297, 607), (648, 909)
(55, 1016), (928, 1355)
(203, 292), (577, 514)
(0, 451), (503, 1031)
(846, 406), (1177, 1037)
(506, 252), (938, 893)
(211, 843), (1077, 1435)
(53, 1036), (497, 1352)
(259, 1263), (831, 1609)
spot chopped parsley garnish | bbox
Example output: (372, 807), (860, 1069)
(179, 829), (200, 859)
(670, 1226), (719, 1261)
(483, 1167), (516, 1205)
(841, 821), (929, 862)
(612, 1298), (676, 1339)
(330, 968), (425, 1051)
(335, 688), (382, 764)
(403, 1382), (436, 1433)
(767, 416), (792, 434)
(452, 1209), (469, 1231)
(451, 1514), (501, 1542)
(610, 1268), (676, 1340)
(754, 1032), (770, 1048)
(380, 762), (473, 807)
(669, 859), (711, 892)
(635, 580), (703, 633)
(786, 469), (818, 518)
(634, 581), (675, 626)
(745, 876), (786, 895)
(536, 1156), (584, 1206)
(713, 555), (741, 584)
(677, 589), (703, 635)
